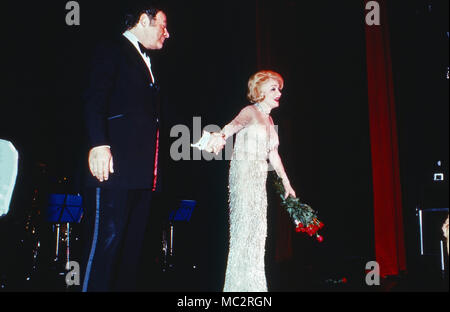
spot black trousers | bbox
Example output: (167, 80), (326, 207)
(80, 187), (153, 291)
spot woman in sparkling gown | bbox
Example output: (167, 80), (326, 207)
(194, 70), (296, 292)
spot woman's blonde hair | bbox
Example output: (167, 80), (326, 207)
(247, 70), (284, 103)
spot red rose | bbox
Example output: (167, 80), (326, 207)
(316, 235), (324, 243)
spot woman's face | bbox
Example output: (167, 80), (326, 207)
(260, 78), (282, 109)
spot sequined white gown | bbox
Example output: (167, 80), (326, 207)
(221, 104), (279, 292)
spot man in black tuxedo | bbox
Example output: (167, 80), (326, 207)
(81, 4), (169, 291)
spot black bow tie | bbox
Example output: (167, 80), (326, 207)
(138, 42), (151, 57)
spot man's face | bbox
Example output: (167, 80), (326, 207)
(144, 11), (169, 50)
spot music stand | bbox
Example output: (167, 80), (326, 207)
(47, 194), (83, 269)
(162, 200), (196, 270)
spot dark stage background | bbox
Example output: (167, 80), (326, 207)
(0, 0), (448, 291)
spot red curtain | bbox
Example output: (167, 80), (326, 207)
(364, 0), (406, 277)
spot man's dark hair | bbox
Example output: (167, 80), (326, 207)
(124, 2), (164, 30)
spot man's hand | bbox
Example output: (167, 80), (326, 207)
(88, 146), (114, 182)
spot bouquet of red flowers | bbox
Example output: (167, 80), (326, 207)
(272, 173), (324, 242)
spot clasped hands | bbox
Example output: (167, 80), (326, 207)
(191, 131), (226, 155)
(205, 132), (227, 155)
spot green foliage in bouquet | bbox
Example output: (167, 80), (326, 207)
(272, 172), (324, 241)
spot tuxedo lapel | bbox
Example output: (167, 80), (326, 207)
(118, 36), (152, 84)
